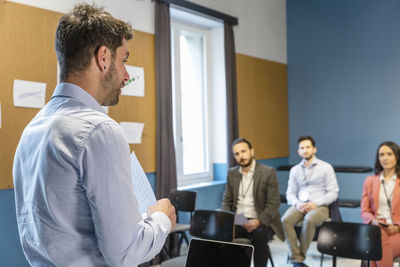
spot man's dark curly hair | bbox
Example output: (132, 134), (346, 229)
(55, 3), (133, 81)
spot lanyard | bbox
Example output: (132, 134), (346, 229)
(381, 179), (394, 211)
(240, 176), (254, 198)
(301, 165), (314, 186)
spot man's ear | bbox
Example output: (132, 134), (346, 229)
(96, 45), (108, 71)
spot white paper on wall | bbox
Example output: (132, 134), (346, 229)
(120, 121), (145, 144)
(13, 79), (46, 109)
(121, 65), (145, 97)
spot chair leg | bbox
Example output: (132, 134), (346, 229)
(320, 253), (324, 267)
(266, 245), (274, 267)
(182, 233), (190, 246)
(333, 256), (336, 267)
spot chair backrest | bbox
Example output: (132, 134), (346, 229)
(169, 190), (197, 213)
(189, 210), (235, 242)
(317, 221), (382, 261)
(328, 199), (342, 222)
(185, 238), (253, 267)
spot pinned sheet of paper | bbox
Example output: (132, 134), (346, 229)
(13, 79), (46, 108)
(120, 122), (145, 144)
(122, 65), (145, 97)
(131, 152), (156, 214)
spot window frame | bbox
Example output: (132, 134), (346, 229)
(171, 20), (214, 186)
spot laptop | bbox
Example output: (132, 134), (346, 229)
(185, 238), (254, 267)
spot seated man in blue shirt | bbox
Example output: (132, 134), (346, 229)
(282, 136), (339, 267)
(13, 4), (176, 267)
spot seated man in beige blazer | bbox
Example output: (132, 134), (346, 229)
(222, 138), (284, 267)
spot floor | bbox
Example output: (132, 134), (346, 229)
(152, 238), (363, 267)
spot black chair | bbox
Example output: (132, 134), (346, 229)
(189, 209), (235, 241)
(161, 209), (235, 267)
(165, 190), (197, 257)
(317, 221), (382, 267)
(234, 234), (275, 267)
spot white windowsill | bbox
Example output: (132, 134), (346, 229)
(178, 179), (226, 191)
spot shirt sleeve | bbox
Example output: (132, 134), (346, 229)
(79, 120), (171, 267)
(313, 164), (339, 206)
(286, 166), (300, 206)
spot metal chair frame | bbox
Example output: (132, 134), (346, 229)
(161, 209), (235, 267)
(164, 190), (197, 258)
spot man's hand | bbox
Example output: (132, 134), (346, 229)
(296, 202), (317, 214)
(302, 202), (317, 212)
(243, 219), (260, 233)
(147, 199), (176, 229)
(295, 202), (307, 213)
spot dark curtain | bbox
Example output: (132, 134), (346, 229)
(224, 22), (239, 168)
(155, 1), (177, 199)
(146, 2), (178, 265)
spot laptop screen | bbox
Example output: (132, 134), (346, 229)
(185, 238), (254, 267)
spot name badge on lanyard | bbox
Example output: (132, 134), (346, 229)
(299, 191), (309, 202)
(299, 165), (313, 202)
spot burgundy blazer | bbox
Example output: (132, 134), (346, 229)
(361, 174), (400, 225)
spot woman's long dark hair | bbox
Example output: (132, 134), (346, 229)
(374, 141), (400, 176)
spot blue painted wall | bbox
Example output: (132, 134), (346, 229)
(287, 0), (400, 164)
(287, 0), (400, 222)
(0, 189), (29, 266)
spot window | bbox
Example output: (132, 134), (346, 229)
(171, 8), (227, 186)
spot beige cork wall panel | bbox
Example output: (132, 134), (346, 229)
(236, 53), (289, 159)
(0, 2), (156, 189)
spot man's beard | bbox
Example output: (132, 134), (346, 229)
(100, 62), (124, 106)
(239, 157), (254, 168)
(304, 154), (314, 161)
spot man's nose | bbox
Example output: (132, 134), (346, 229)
(123, 66), (130, 82)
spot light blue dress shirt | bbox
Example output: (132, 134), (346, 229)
(13, 83), (171, 267)
(286, 157), (339, 207)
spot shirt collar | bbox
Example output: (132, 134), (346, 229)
(51, 83), (106, 114)
(239, 159), (256, 175)
(301, 156), (318, 168)
(379, 172), (397, 182)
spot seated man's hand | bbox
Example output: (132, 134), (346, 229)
(296, 202), (317, 214)
(295, 202), (307, 213)
(147, 199), (177, 229)
(302, 202), (317, 213)
(243, 219), (260, 233)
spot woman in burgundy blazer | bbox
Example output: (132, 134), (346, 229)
(361, 141), (400, 267)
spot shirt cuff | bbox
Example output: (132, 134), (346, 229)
(150, 211), (172, 233)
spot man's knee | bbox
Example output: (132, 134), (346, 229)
(282, 211), (300, 228)
(282, 216), (293, 229)
(304, 213), (327, 228)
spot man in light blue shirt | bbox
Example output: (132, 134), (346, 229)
(282, 136), (339, 267)
(13, 4), (176, 267)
